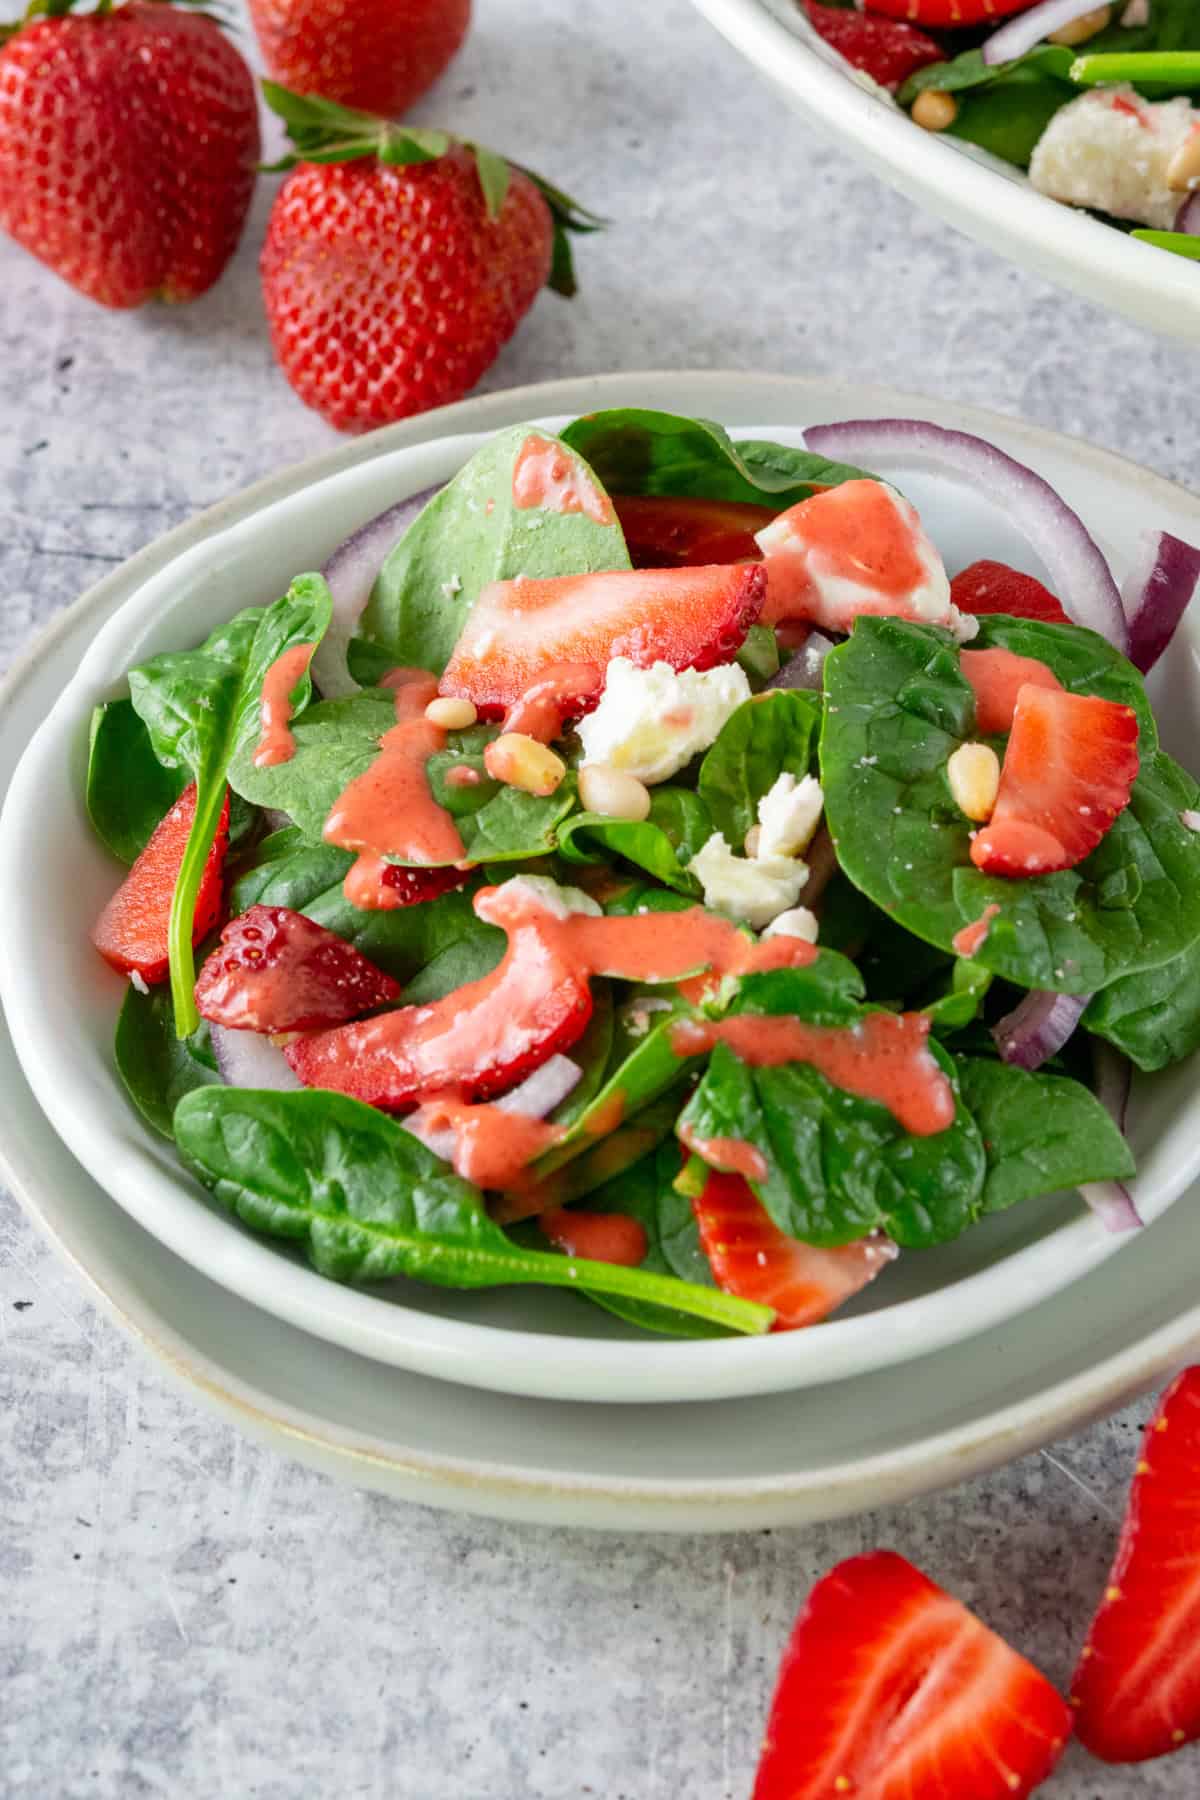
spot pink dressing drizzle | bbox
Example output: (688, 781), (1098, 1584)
(253, 643), (316, 768)
(952, 904), (1001, 959)
(511, 432), (614, 525)
(407, 1092), (566, 1191)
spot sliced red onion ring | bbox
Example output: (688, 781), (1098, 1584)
(992, 989), (1089, 1070)
(1175, 193), (1200, 236)
(982, 0), (1110, 66)
(312, 485), (440, 699)
(804, 419), (1127, 651)
(766, 631), (836, 691)
(1079, 1180), (1142, 1234)
(210, 1023), (301, 1091)
(1080, 1041), (1141, 1233)
(1120, 529), (1200, 674)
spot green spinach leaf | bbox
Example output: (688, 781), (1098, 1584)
(115, 980), (221, 1139)
(1084, 942), (1200, 1072)
(697, 690), (822, 846)
(87, 698), (187, 865)
(955, 1056), (1134, 1212)
(557, 786), (710, 893)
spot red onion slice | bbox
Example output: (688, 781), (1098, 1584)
(404, 1055), (582, 1165)
(1081, 1041), (1141, 1233)
(804, 419), (1127, 651)
(210, 1023), (301, 1091)
(992, 989), (1088, 1070)
(767, 631), (836, 691)
(1175, 193), (1200, 236)
(1120, 529), (1200, 674)
(313, 485), (440, 699)
(982, 0), (1110, 66)
(1079, 1180), (1142, 1234)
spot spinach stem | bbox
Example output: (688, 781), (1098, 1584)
(1131, 230), (1200, 262)
(1070, 51), (1200, 88)
(168, 783), (224, 1040)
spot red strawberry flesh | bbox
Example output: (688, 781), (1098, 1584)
(195, 905), (400, 1033)
(951, 559), (1071, 626)
(91, 784), (229, 984)
(612, 495), (775, 568)
(804, 0), (944, 91)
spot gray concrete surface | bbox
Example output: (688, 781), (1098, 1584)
(2, 1), (1196, 1794)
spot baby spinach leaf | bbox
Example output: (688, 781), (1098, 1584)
(955, 1057), (1134, 1213)
(115, 980), (221, 1139)
(128, 574), (333, 1037)
(697, 690), (823, 846)
(560, 408), (872, 507)
(920, 959), (994, 1036)
(533, 1012), (704, 1180)
(821, 616), (1200, 995)
(358, 424), (630, 674)
(87, 698), (187, 865)
(548, 984), (616, 1128)
(1084, 942), (1200, 1072)
(515, 1088), (686, 1220)
(173, 1088), (770, 1335)
(557, 787), (710, 894)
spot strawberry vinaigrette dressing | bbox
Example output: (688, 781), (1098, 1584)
(758, 480), (929, 626)
(253, 642), (316, 768)
(540, 1208), (647, 1268)
(678, 1122), (769, 1183)
(952, 903), (1001, 959)
(511, 432), (614, 525)
(502, 661), (602, 741)
(408, 1093), (566, 1190)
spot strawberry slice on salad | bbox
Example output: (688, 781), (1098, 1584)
(438, 562), (766, 719)
(92, 783), (229, 984)
(951, 559), (1071, 627)
(960, 646), (1063, 736)
(861, 0), (1031, 22)
(971, 685), (1139, 877)
(195, 905), (400, 1033)
(753, 1551), (1073, 1800)
(691, 1171), (896, 1331)
(1071, 1366), (1200, 1765)
(612, 495), (775, 568)
(803, 1), (943, 92)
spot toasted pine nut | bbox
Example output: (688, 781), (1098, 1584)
(483, 733), (565, 797)
(579, 762), (652, 822)
(743, 825), (763, 858)
(947, 742), (1000, 822)
(1167, 128), (1200, 194)
(425, 696), (478, 730)
(1047, 5), (1111, 45)
(912, 90), (957, 133)
(762, 906), (819, 944)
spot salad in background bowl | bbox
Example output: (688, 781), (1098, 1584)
(72, 404), (1200, 1348)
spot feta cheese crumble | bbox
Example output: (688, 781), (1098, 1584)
(687, 832), (809, 929)
(576, 657), (751, 785)
(762, 906), (820, 944)
(496, 874), (602, 919)
(756, 772), (824, 860)
(1030, 89), (1196, 231)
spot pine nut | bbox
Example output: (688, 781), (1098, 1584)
(579, 762), (652, 822)
(947, 742), (1000, 822)
(912, 90), (957, 133)
(425, 696), (477, 729)
(743, 825), (762, 858)
(1167, 128), (1200, 194)
(483, 733), (566, 796)
(762, 906), (819, 944)
(1047, 5), (1111, 45)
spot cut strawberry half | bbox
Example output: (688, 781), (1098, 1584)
(91, 783), (230, 984)
(612, 494), (775, 568)
(951, 559), (1071, 626)
(960, 645), (1063, 736)
(691, 1171), (896, 1331)
(753, 1551), (1073, 1799)
(540, 1207), (648, 1268)
(1071, 1366), (1200, 1764)
(438, 562), (766, 717)
(195, 905), (400, 1033)
(804, 1), (943, 91)
(863, 0), (1030, 22)
(379, 863), (471, 907)
(285, 901), (593, 1108)
(971, 685), (1139, 877)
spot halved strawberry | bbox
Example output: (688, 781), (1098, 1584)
(612, 495), (775, 568)
(195, 906), (400, 1033)
(951, 559), (1071, 626)
(379, 863), (471, 907)
(960, 645), (1063, 736)
(1071, 1366), (1200, 1764)
(804, 1), (943, 91)
(753, 1551), (1073, 1799)
(540, 1208), (648, 1267)
(691, 1171), (896, 1331)
(863, 0), (1030, 23)
(439, 563), (766, 717)
(971, 685), (1139, 877)
(92, 783), (229, 984)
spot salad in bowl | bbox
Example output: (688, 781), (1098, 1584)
(82, 406), (1200, 1344)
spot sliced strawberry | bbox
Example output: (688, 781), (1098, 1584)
(92, 783), (229, 984)
(951, 559), (1071, 626)
(195, 905), (400, 1033)
(540, 1208), (648, 1267)
(691, 1171), (896, 1331)
(379, 863), (471, 907)
(971, 685), (1139, 877)
(863, 0), (1030, 23)
(285, 901), (593, 1107)
(1071, 1366), (1200, 1764)
(612, 495), (775, 568)
(804, 1), (943, 91)
(439, 563), (766, 718)
(960, 645), (1063, 735)
(753, 1551), (1073, 1800)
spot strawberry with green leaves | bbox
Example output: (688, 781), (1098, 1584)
(0, 0), (259, 308)
(259, 85), (603, 433)
(248, 0), (471, 122)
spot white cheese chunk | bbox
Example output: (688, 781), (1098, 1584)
(762, 906), (820, 944)
(576, 657), (751, 785)
(687, 832), (809, 930)
(1030, 89), (1196, 231)
(757, 772), (824, 860)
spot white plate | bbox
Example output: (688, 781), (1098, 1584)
(690, 0), (1200, 346)
(2, 370), (1200, 1528)
(2, 371), (1199, 1411)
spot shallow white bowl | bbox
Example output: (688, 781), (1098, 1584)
(691, 0), (1200, 346)
(2, 370), (1199, 1407)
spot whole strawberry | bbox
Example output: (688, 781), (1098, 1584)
(259, 87), (602, 433)
(0, 0), (260, 309)
(249, 0), (470, 120)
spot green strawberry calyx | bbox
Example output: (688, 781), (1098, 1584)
(261, 81), (606, 298)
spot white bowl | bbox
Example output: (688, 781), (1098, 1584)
(2, 370), (1199, 1408)
(690, 0), (1200, 346)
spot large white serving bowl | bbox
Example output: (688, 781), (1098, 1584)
(1, 370), (1198, 1409)
(690, 0), (1200, 346)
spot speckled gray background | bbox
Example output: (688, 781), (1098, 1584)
(1, 3), (1196, 1795)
